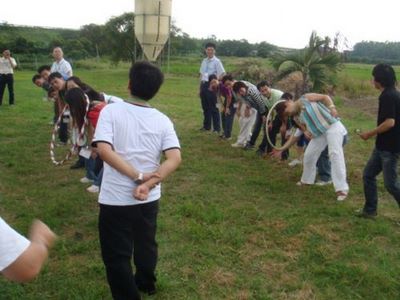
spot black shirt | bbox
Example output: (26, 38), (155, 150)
(376, 87), (400, 152)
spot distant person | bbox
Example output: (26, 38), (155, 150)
(220, 74), (236, 140)
(50, 47), (73, 79)
(199, 42), (225, 133)
(32, 74), (51, 92)
(0, 49), (17, 106)
(38, 65), (51, 82)
(93, 61), (181, 299)
(0, 217), (56, 282)
(357, 63), (400, 219)
(245, 81), (283, 152)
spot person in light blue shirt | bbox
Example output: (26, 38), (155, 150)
(199, 42), (225, 132)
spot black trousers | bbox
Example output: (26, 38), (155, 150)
(0, 74), (14, 105)
(99, 201), (159, 300)
(199, 82), (220, 131)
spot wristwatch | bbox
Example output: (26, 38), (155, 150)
(135, 172), (144, 184)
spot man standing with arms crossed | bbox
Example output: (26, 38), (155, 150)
(199, 42), (225, 133)
(0, 49), (17, 106)
(358, 63), (400, 219)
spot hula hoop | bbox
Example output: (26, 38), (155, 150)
(265, 100), (296, 151)
(49, 95), (90, 165)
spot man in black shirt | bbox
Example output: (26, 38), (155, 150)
(358, 63), (400, 218)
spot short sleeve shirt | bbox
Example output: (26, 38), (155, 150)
(376, 87), (400, 152)
(0, 217), (30, 271)
(93, 102), (181, 206)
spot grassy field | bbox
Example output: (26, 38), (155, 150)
(1, 62), (400, 299)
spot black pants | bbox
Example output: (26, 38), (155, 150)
(200, 82), (220, 132)
(99, 201), (159, 300)
(248, 111), (263, 146)
(259, 116), (289, 159)
(0, 74), (14, 105)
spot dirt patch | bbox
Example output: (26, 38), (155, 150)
(341, 96), (378, 118)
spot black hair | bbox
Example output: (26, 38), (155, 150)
(281, 92), (293, 100)
(275, 101), (288, 120)
(37, 65), (51, 74)
(372, 63), (397, 88)
(205, 42), (216, 49)
(129, 61), (164, 100)
(32, 74), (42, 84)
(221, 74), (233, 84)
(232, 81), (248, 93)
(64, 88), (87, 130)
(48, 72), (63, 82)
(208, 74), (217, 82)
(256, 80), (270, 90)
(66, 76), (102, 101)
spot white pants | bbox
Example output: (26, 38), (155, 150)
(236, 106), (257, 145)
(301, 121), (349, 192)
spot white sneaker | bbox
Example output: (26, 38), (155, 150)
(86, 185), (100, 193)
(336, 191), (348, 201)
(315, 180), (333, 186)
(231, 143), (244, 148)
(80, 177), (93, 184)
(288, 159), (302, 167)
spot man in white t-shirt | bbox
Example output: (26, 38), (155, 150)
(0, 217), (56, 282)
(93, 61), (181, 299)
(50, 47), (72, 79)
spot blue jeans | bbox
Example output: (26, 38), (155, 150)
(221, 107), (236, 138)
(363, 148), (400, 214)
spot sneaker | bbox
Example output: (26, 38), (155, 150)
(288, 159), (302, 167)
(86, 185), (100, 193)
(315, 180), (333, 186)
(296, 181), (312, 186)
(231, 142), (244, 148)
(336, 191), (348, 201)
(355, 208), (377, 219)
(243, 143), (255, 150)
(80, 177), (93, 184)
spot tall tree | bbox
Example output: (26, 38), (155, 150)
(271, 31), (342, 94)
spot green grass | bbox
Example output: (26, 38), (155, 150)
(1, 63), (400, 299)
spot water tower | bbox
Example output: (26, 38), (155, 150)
(134, 0), (172, 62)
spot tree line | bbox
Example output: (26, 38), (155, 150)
(1, 13), (399, 67)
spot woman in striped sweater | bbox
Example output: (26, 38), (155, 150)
(274, 93), (349, 201)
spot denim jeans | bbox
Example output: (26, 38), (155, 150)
(248, 111), (263, 146)
(363, 148), (400, 214)
(221, 107), (236, 138)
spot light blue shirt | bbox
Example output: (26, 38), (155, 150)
(199, 56), (225, 81)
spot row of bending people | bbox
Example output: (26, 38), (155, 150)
(203, 74), (349, 201)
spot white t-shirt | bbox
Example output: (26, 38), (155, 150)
(51, 58), (72, 79)
(93, 102), (180, 206)
(102, 93), (124, 104)
(0, 217), (30, 271)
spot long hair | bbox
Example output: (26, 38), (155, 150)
(66, 76), (103, 101)
(64, 88), (88, 130)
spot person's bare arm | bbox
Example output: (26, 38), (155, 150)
(134, 149), (182, 200)
(2, 220), (56, 283)
(359, 118), (395, 140)
(304, 93), (338, 117)
(96, 142), (159, 182)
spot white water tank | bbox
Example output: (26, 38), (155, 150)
(135, 0), (172, 61)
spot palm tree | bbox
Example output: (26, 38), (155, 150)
(271, 31), (342, 95)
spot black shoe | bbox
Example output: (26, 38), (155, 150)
(199, 127), (211, 132)
(70, 160), (85, 169)
(355, 209), (377, 220)
(255, 149), (265, 157)
(243, 143), (255, 150)
(137, 283), (156, 296)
